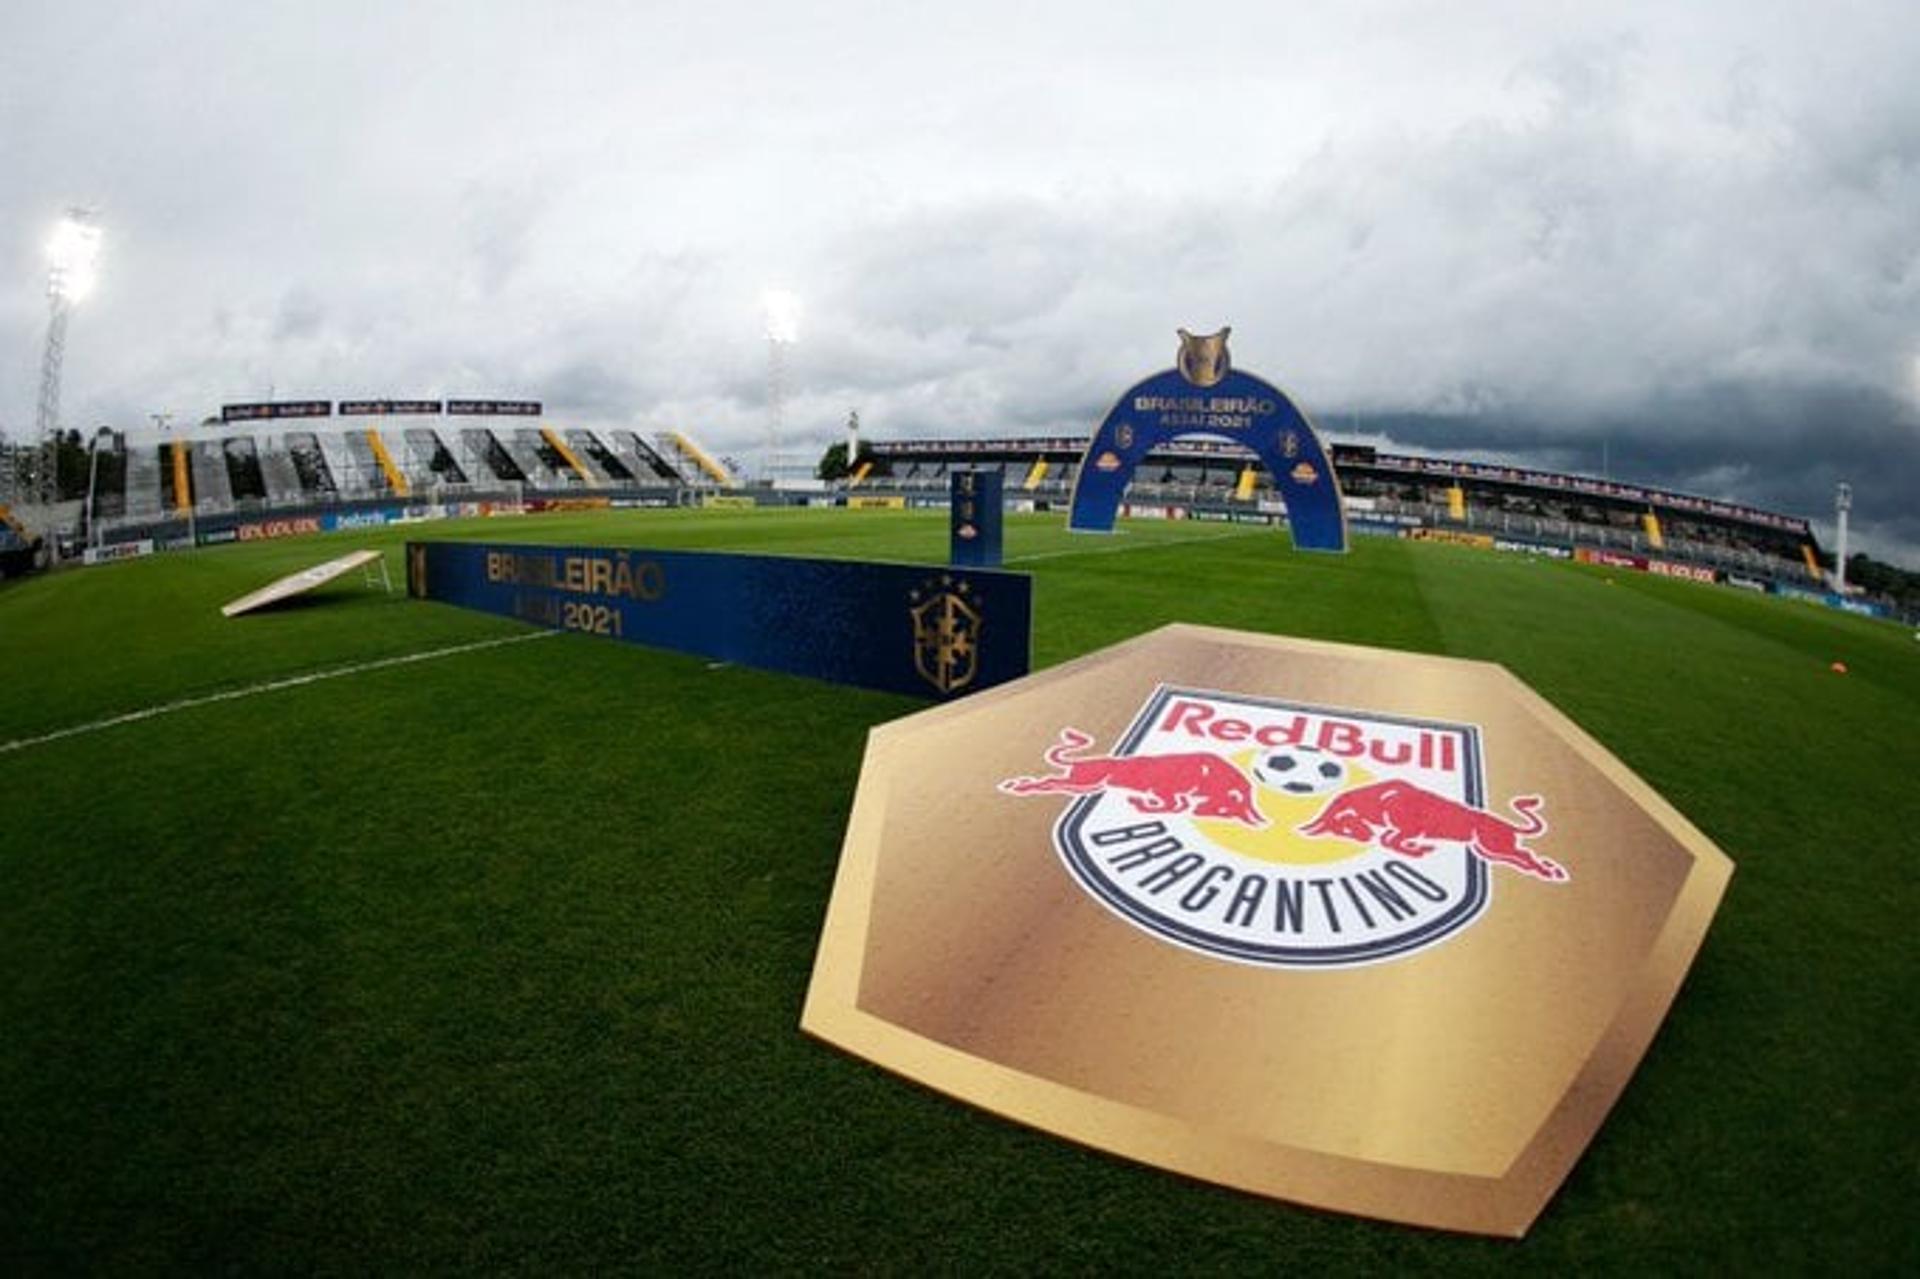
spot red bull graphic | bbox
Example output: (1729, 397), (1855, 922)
(1298, 781), (1566, 882)
(998, 727), (1266, 825)
(1000, 686), (1569, 967)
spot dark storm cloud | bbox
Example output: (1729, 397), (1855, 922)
(1356, 380), (1920, 554)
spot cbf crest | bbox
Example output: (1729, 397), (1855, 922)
(910, 576), (982, 695)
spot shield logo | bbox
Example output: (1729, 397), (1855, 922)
(911, 585), (983, 695)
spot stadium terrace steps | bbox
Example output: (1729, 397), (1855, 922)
(502, 429), (564, 487)
(401, 427), (467, 487)
(457, 428), (527, 484)
(123, 442), (164, 519)
(286, 432), (339, 495)
(565, 429), (632, 483)
(611, 430), (687, 484)
(316, 433), (373, 495)
(257, 441), (307, 502)
(660, 431), (730, 485)
(189, 440), (235, 511)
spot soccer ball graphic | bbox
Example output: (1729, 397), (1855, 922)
(1252, 744), (1348, 796)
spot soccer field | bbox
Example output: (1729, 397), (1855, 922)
(2, 508), (1914, 1272)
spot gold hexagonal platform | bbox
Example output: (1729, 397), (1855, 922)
(803, 625), (1732, 1236)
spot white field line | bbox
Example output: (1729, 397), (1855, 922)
(1, 630), (559, 758)
(1004, 526), (1270, 564)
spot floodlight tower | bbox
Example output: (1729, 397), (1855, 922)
(1833, 482), (1852, 593)
(763, 289), (801, 484)
(36, 208), (104, 504)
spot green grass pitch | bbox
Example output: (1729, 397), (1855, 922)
(2, 508), (1914, 1272)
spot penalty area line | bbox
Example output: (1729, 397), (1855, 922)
(0, 629), (559, 758)
(1005, 526), (1271, 564)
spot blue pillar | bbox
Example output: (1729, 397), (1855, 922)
(950, 468), (1003, 567)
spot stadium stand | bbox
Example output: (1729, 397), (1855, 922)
(315, 434), (373, 496)
(223, 437), (268, 502)
(501, 429), (565, 487)
(862, 435), (1824, 584)
(567, 429), (633, 483)
(256, 437), (307, 503)
(660, 431), (731, 485)
(285, 432), (339, 496)
(457, 428), (527, 484)
(603, 431), (672, 483)
(401, 427), (468, 487)
(121, 441), (164, 519)
(335, 432), (391, 496)
(188, 440), (234, 511)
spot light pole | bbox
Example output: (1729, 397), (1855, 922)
(37, 208), (104, 507)
(1833, 483), (1852, 593)
(763, 289), (801, 486)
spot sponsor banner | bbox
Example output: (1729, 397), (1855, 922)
(1725, 574), (1767, 593)
(197, 527), (239, 546)
(445, 398), (542, 416)
(221, 400), (332, 422)
(526, 496), (612, 513)
(237, 516), (323, 542)
(848, 495), (906, 510)
(1649, 559), (1718, 584)
(1189, 509), (1233, 523)
(701, 494), (756, 510)
(337, 399), (442, 416)
(1771, 584), (1885, 616)
(83, 539), (155, 566)
(407, 540), (1033, 699)
(160, 536), (195, 551)
(1574, 547), (1649, 571)
(1009, 499), (1035, 514)
(1349, 516), (1408, 537)
(1410, 527), (1495, 550)
(325, 509), (395, 532)
(611, 496), (673, 509)
(481, 500), (528, 517)
(1343, 495), (1378, 513)
(804, 625), (1733, 1235)
(1121, 503), (1189, 521)
(1230, 511), (1276, 525)
(1494, 538), (1574, 560)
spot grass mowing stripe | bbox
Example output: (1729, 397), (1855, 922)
(0, 629), (557, 756)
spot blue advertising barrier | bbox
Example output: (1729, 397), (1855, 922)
(950, 469), (1003, 567)
(406, 540), (1032, 698)
(1068, 329), (1348, 552)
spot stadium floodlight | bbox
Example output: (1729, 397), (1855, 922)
(762, 289), (802, 484)
(36, 207), (104, 504)
(47, 209), (104, 303)
(762, 289), (802, 345)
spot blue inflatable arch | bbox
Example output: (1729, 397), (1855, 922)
(1066, 332), (1348, 553)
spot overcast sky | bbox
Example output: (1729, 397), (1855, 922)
(4, 1), (1916, 562)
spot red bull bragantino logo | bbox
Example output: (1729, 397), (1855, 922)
(998, 686), (1569, 967)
